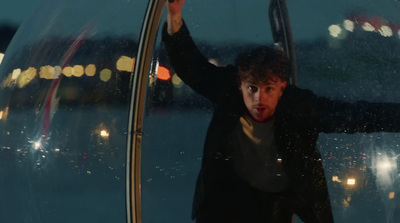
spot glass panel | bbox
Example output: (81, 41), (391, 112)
(141, 1), (273, 222)
(0, 0), (148, 222)
(288, 0), (400, 222)
(142, 0), (400, 223)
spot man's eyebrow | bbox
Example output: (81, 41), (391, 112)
(245, 81), (257, 85)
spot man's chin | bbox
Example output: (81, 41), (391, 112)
(249, 113), (268, 122)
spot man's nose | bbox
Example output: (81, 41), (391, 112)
(254, 91), (264, 102)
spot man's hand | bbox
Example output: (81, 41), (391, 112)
(167, 0), (185, 35)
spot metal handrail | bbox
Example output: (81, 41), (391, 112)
(269, 0), (297, 86)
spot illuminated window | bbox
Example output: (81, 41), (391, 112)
(347, 178), (356, 185)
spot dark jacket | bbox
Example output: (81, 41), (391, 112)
(162, 21), (400, 223)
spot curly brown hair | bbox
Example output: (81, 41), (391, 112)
(235, 46), (288, 84)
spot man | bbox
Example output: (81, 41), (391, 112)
(162, 1), (400, 222)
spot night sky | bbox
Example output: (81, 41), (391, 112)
(0, 0), (40, 52)
(0, 0), (39, 26)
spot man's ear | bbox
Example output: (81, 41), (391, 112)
(238, 81), (243, 91)
(279, 81), (287, 97)
(282, 81), (287, 90)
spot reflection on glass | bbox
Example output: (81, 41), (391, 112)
(171, 73), (183, 88)
(0, 0), (147, 222)
(18, 67), (37, 88)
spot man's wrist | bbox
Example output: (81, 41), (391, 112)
(167, 13), (183, 35)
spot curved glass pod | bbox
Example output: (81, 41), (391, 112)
(287, 0), (400, 222)
(0, 0), (149, 222)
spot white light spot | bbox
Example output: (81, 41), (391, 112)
(347, 178), (356, 185)
(328, 25), (342, 38)
(100, 130), (109, 138)
(18, 67), (37, 88)
(343, 20), (354, 32)
(378, 25), (393, 37)
(332, 176), (342, 182)
(12, 69), (21, 80)
(362, 22), (375, 32)
(34, 140), (41, 150)
(208, 58), (219, 66)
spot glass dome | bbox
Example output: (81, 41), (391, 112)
(0, 0), (150, 222)
(1, 0), (400, 222)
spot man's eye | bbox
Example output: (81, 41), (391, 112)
(266, 87), (274, 92)
(248, 86), (258, 93)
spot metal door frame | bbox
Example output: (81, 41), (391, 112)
(126, 0), (297, 222)
(126, 1), (165, 222)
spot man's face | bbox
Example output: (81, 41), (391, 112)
(240, 78), (287, 122)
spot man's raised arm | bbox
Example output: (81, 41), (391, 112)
(167, 0), (185, 35)
(162, 0), (237, 102)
